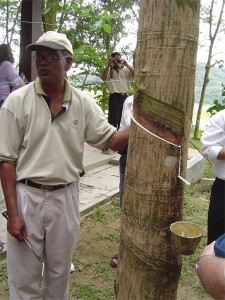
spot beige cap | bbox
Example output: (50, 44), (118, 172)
(26, 31), (73, 55)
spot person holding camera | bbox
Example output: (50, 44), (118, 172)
(101, 52), (134, 130)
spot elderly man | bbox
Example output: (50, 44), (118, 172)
(196, 235), (225, 299)
(0, 31), (129, 300)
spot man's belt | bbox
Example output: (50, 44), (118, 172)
(19, 179), (71, 191)
(111, 93), (127, 95)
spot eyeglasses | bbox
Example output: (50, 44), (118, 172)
(33, 54), (65, 63)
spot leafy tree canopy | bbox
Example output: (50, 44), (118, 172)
(0, 0), (138, 111)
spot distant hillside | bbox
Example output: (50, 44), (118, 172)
(195, 63), (225, 104)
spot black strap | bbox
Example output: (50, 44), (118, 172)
(19, 179), (70, 191)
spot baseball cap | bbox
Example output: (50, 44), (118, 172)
(26, 31), (73, 55)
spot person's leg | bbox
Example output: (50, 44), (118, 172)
(108, 95), (118, 127)
(7, 234), (43, 300)
(119, 154), (127, 209)
(110, 154), (127, 268)
(116, 95), (127, 130)
(207, 177), (225, 244)
(42, 181), (80, 300)
(7, 183), (44, 300)
(108, 94), (127, 129)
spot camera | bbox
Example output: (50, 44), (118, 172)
(111, 57), (122, 64)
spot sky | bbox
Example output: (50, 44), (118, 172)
(197, 0), (224, 63)
(115, 0), (224, 65)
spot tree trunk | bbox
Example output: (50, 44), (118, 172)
(115, 1), (200, 299)
(193, 55), (211, 139)
(19, 0), (42, 81)
(42, 0), (57, 32)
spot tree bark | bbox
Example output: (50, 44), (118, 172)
(116, 1), (200, 299)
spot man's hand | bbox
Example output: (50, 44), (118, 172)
(201, 241), (215, 256)
(7, 213), (28, 242)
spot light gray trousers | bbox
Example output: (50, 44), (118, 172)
(7, 181), (80, 300)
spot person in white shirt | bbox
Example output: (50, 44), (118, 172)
(101, 52), (134, 130)
(201, 110), (225, 244)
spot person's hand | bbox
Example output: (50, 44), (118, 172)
(108, 57), (114, 66)
(7, 213), (28, 242)
(121, 59), (128, 66)
(20, 73), (27, 84)
(201, 241), (215, 256)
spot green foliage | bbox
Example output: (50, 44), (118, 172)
(90, 11), (120, 33)
(93, 230), (120, 241)
(179, 183), (210, 298)
(195, 63), (225, 105)
(206, 84), (225, 116)
(91, 205), (107, 222)
(61, 0), (137, 110)
(70, 283), (114, 300)
(189, 127), (202, 149)
(0, 261), (8, 297)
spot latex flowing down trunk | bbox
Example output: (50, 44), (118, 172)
(115, 1), (200, 299)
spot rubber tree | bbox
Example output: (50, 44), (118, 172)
(115, 0), (200, 299)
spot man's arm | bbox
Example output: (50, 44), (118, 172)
(0, 162), (27, 242)
(122, 60), (135, 76)
(101, 57), (113, 81)
(196, 241), (225, 299)
(108, 127), (129, 152)
(217, 148), (225, 160)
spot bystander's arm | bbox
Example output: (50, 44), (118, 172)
(101, 58), (112, 81)
(196, 241), (225, 299)
(122, 60), (134, 76)
(217, 148), (225, 160)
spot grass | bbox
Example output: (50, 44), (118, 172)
(179, 184), (210, 299)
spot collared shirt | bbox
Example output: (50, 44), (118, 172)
(119, 95), (133, 131)
(106, 66), (133, 94)
(0, 78), (116, 184)
(201, 109), (225, 179)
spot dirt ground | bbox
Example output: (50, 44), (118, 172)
(69, 199), (212, 300)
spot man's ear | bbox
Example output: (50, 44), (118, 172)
(65, 57), (73, 71)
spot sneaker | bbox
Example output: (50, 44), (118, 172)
(110, 254), (118, 268)
(70, 262), (75, 273)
